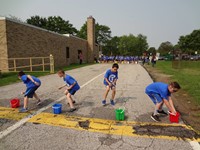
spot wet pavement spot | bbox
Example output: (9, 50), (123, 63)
(115, 97), (135, 104)
(78, 120), (90, 129)
(136, 112), (169, 123)
(90, 107), (115, 120)
(98, 135), (121, 146)
(133, 124), (200, 140)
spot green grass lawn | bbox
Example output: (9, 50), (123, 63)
(0, 63), (95, 87)
(156, 61), (200, 105)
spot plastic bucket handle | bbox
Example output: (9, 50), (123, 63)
(11, 99), (19, 107)
(52, 106), (60, 109)
(118, 106), (125, 114)
(168, 111), (179, 116)
(52, 106), (61, 109)
(12, 102), (18, 106)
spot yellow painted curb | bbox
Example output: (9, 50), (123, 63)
(0, 106), (29, 120)
(0, 106), (199, 142)
(28, 113), (200, 142)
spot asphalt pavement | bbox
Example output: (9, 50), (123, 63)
(0, 63), (199, 150)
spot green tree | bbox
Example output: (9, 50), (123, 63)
(77, 22), (111, 46)
(148, 47), (157, 55)
(135, 34), (149, 55)
(103, 36), (120, 55)
(27, 15), (47, 28)
(96, 23), (111, 45)
(77, 22), (87, 40)
(117, 34), (148, 56)
(118, 35), (134, 55)
(46, 16), (77, 34)
(27, 15), (78, 35)
(158, 41), (173, 56)
(178, 29), (200, 54)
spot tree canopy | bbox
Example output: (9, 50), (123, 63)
(177, 29), (200, 54)
(148, 47), (157, 55)
(158, 41), (173, 56)
(77, 22), (111, 46)
(103, 34), (148, 56)
(77, 22), (87, 40)
(27, 15), (78, 35)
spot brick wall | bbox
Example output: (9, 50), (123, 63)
(5, 19), (89, 68)
(0, 17), (99, 71)
(67, 36), (88, 64)
(0, 19), (9, 71)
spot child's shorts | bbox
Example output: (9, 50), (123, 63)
(24, 86), (40, 98)
(104, 83), (116, 90)
(147, 93), (162, 104)
(68, 89), (77, 95)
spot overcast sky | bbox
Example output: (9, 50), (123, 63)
(0, 0), (200, 48)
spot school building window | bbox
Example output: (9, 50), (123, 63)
(66, 47), (70, 58)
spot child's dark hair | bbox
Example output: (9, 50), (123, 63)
(170, 82), (181, 89)
(18, 71), (25, 77)
(112, 63), (119, 69)
(57, 70), (65, 74)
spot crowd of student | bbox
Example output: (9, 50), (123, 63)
(99, 55), (143, 63)
(99, 55), (157, 67)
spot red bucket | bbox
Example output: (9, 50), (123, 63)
(10, 99), (20, 108)
(169, 112), (180, 123)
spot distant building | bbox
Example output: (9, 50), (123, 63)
(0, 16), (99, 71)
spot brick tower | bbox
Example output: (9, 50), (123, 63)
(87, 16), (95, 63)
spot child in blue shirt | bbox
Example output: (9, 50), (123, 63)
(102, 63), (119, 106)
(58, 70), (80, 112)
(18, 71), (41, 113)
(145, 82), (181, 122)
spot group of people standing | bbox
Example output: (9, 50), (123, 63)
(100, 55), (143, 64)
(142, 55), (157, 67)
(100, 55), (158, 67)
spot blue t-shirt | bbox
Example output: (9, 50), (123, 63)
(64, 75), (80, 91)
(21, 75), (41, 88)
(104, 69), (118, 85)
(145, 82), (171, 100)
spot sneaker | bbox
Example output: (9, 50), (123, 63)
(110, 100), (115, 106)
(102, 100), (106, 106)
(68, 108), (76, 112)
(157, 110), (168, 115)
(151, 114), (161, 122)
(36, 100), (42, 106)
(19, 108), (28, 113)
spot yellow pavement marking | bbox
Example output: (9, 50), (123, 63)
(0, 106), (199, 142)
(28, 112), (200, 142)
(0, 106), (29, 120)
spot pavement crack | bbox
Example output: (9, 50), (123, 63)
(145, 139), (154, 149)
